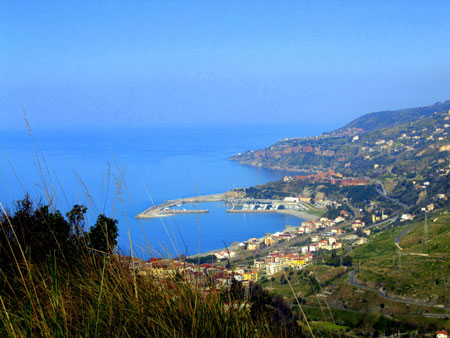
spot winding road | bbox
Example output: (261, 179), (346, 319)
(346, 213), (449, 310)
(348, 269), (450, 311)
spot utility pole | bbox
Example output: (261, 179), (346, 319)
(423, 211), (428, 246)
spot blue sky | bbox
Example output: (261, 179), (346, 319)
(2, 1), (450, 130)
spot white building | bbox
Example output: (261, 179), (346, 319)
(266, 263), (284, 276)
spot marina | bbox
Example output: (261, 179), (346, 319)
(136, 192), (318, 221)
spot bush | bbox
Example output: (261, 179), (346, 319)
(0, 195), (306, 337)
(0, 195), (118, 271)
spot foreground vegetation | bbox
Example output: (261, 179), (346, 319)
(0, 197), (305, 337)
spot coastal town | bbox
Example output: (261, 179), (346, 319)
(131, 194), (376, 285)
(128, 104), (450, 336)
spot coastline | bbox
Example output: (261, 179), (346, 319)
(136, 191), (322, 258)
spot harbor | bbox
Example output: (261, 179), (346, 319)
(136, 192), (318, 221)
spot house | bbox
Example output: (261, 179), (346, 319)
(264, 236), (275, 247)
(290, 259), (306, 269)
(284, 196), (300, 203)
(436, 330), (448, 338)
(332, 242), (342, 249)
(318, 240), (328, 249)
(327, 237), (336, 245)
(311, 235), (321, 242)
(331, 227), (343, 235)
(277, 234), (294, 241)
(299, 225), (313, 234)
(362, 229), (371, 236)
(243, 270), (258, 282)
(309, 244), (318, 252)
(253, 259), (265, 270)
(232, 273), (244, 282)
(266, 262), (284, 276)
(352, 220), (365, 230)
(401, 214), (414, 221)
(340, 210), (350, 218)
(298, 195), (311, 202)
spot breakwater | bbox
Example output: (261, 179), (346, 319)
(136, 192), (318, 221)
(136, 193), (226, 218)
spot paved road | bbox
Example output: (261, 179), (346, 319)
(373, 180), (409, 210)
(394, 222), (416, 250)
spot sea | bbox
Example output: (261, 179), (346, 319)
(0, 123), (331, 259)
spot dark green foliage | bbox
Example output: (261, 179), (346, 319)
(66, 204), (87, 237)
(342, 255), (353, 267)
(331, 250), (340, 267)
(1, 195), (71, 263)
(341, 185), (378, 203)
(185, 254), (217, 264)
(0, 195), (118, 269)
(223, 280), (303, 337)
(89, 214), (118, 252)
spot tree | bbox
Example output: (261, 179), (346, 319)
(8, 196), (71, 262)
(342, 255), (353, 267)
(66, 204), (87, 238)
(89, 214), (118, 253)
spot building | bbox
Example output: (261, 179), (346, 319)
(284, 196), (300, 203)
(332, 242), (342, 249)
(400, 214), (414, 221)
(352, 220), (365, 230)
(266, 263), (284, 276)
(243, 270), (258, 281)
(290, 259), (306, 269)
(264, 236), (275, 247)
(330, 228), (343, 235)
(362, 229), (371, 236)
(436, 331), (448, 338)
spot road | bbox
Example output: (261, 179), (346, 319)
(345, 215), (448, 310)
(373, 180), (409, 210)
(394, 222), (416, 250)
(348, 269), (450, 310)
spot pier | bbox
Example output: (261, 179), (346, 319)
(136, 193), (225, 218)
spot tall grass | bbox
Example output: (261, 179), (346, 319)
(0, 223), (305, 337)
(0, 119), (308, 337)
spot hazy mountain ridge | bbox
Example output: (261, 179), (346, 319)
(338, 100), (450, 132)
(231, 101), (450, 176)
(230, 102), (450, 209)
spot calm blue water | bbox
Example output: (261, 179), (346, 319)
(0, 124), (328, 258)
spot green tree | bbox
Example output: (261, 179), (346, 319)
(89, 214), (118, 253)
(66, 204), (87, 238)
(342, 255), (353, 267)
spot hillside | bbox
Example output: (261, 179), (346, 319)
(339, 100), (450, 131)
(231, 103), (450, 212)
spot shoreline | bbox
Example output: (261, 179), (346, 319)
(136, 191), (321, 258)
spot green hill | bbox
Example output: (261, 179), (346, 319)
(339, 100), (450, 131)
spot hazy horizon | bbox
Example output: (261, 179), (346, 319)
(2, 1), (450, 130)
